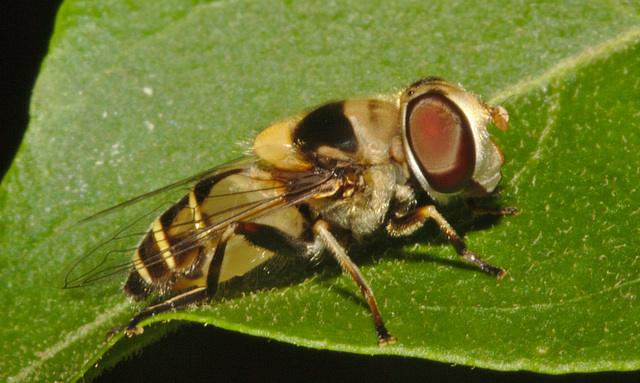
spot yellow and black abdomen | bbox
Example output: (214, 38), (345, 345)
(124, 165), (307, 301)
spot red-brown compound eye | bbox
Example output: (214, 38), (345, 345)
(405, 93), (476, 193)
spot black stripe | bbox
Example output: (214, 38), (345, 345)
(159, 194), (190, 230)
(138, 233), (171, 282)
(172, 242), (199, 270)
(293, 101), (359, 156)
(123, 270), (149, 301)
(193, 168), (244, 206)
(159, 194), (195, 269)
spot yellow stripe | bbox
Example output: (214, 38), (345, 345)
(152, 219), (176, 269)
(132, 249), (152, 283)
(189, 190), (203, 230)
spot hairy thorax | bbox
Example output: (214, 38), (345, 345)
(308, 163), (407, 239)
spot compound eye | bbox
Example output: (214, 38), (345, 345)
(405, 93), (476, 193)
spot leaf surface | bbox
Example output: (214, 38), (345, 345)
(2, 1), (640, 381)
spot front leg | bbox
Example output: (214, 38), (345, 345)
(387, 205), (506, 278)
(466, 198), (519, 216)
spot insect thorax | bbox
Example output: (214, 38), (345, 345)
(307, 162), (408, 239)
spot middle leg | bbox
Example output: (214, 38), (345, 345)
(313, 220), (396, 346)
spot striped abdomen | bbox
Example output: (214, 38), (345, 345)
(123, 166), (307, 300)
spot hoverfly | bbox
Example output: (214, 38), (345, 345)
(64, 77), (516, 346)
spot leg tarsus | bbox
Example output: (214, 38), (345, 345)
(461, 249), (506, 279)
(500, 206), (519, 216)
(376, 326), (397, 346)
(466, 198), (519, 216)
(107, 286), (209, 340)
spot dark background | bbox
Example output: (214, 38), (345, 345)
(1, 2), (638, 382)
(1, 1), (63, 181)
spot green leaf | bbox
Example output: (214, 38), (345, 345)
(3, 0), (640, 381)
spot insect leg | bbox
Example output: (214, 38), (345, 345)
(108, 286), (208, 339)
(387, 205), (506, 278)
(465, 198), (519, 216)
(227, 222), (309, 259)
(204, 221), (309, 297)
(109, 221), (310, 339)
(108, 224), (243, 339)
(313, 220), (396, 346)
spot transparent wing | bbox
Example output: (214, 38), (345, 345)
(61, 155), (333, 289)
(77, 156), (253, 224)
